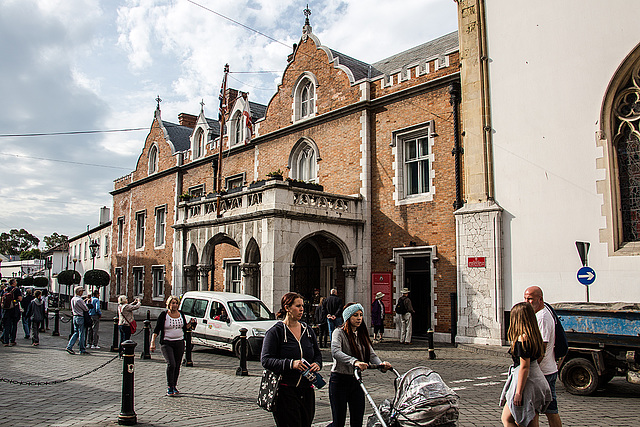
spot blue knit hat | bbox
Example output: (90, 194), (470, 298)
(342, 303), (364, 322)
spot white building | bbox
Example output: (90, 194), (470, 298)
(455, 0), (640, 344)
(65, 207), (112, 306)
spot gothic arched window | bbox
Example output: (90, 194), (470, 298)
(289, 139), (319, 182)
(293, 74), (317, 122)
(148, 145), (158, 175)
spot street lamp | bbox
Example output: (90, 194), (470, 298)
(89, 240), (100, 270)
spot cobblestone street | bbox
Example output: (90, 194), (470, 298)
(1, 314), (639, 426)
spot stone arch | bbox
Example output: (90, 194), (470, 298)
(598, 41), (640, 254)
(184, 244), (199, 292)
(201, 232), (241, 292)
(242, 237), (261, 298)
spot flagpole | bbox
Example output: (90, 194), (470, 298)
(216, 64), (229, 218)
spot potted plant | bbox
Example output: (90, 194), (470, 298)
(248, 179), (266, 189)
(286, 178), (324, 191)
(179, 192), (192, 202)
(266, 169), (284, 180)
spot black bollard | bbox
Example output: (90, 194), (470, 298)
(236, 328), (248, 376)
(111, 316), (120, 352)
(141, 318), (151, 360)
(184, 328), (193, 367)
(118, 340), (138, 425)
(52, 308), (60, 336)
(69, 314), (74, 339)
(427, 328), (436, 360)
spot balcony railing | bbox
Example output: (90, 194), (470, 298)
(177, 179), (362, 225)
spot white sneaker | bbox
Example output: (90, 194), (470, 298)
(93, 345), (100, 349)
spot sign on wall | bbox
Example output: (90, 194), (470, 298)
(468, 257), (486, 268)
(371, 272), (392, 314)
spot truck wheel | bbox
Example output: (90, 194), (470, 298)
(560, 357), (599, 395)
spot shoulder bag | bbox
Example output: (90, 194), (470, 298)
(119, 305), (137, 334)
(257, 369), (281, 412)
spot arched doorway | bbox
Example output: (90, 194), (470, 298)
(202, 234), (241, 292)
(292, 233), (346, 323)
(242, 238), (261, 298)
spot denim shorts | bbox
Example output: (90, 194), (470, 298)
(544, 372), (558, 414)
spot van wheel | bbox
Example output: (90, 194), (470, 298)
(234, 340), (250, 359)
(560, 357), (599, 395)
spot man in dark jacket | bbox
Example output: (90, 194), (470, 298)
(323, 288), (343, 340)
(1, 279), (23, 346)
(20, 288), (34, 339)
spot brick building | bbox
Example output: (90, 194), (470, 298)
(110, 17), (461, 340)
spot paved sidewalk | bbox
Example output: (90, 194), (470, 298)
(1, 319), (640, 426)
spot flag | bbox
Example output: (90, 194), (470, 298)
(218, 81), (226, 121)
(242, 99), (253, 144)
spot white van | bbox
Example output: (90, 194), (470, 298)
(179, 291), (277, 358)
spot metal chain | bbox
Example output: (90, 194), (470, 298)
(0, 354), (119, 386)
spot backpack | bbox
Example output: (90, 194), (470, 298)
(544, 302), (569, 360)
(395, 297), (407, 315)
(2, 288), (15, 310)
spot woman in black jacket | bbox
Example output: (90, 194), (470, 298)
(261, 292), (323, 427)
(150, 295), (196, 396)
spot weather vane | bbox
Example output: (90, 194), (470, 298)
(304, 4), (311, 26)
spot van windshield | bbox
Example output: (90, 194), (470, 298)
(228, 300), (275, 321)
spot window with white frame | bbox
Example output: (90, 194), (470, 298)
(393, 124), (435, 204)
(115, 267), (122, 295)
(231, 111), (243, 146)
(84, 242), (87, 260)
(117, 217), (124, 252)
(135, 211), (145, 249)
(193, 128), (205, 159)
(133, 267), (144, 296)
(104, 235), (109, 256)
(155, 206), (166, 247)
(294, 75), (316, 121)
(148, 145), (158, 175)
(297, 145), (317, 182)
(225, 260), (241, 293)
(152, 266), (164, 298)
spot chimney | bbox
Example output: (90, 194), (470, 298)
(178, 113), (197, 128)
(99, 206), (111, 225)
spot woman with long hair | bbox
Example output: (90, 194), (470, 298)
(261, 292), (323, 427)
(500, 302), (552, 427)
(150, 295), (196, 396)
(328, 302), (391, 427)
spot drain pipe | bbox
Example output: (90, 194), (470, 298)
(450, 82), (463, 210)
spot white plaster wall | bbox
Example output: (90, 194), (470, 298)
(485, 1), (640, 306)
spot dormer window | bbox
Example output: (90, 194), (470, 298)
(193, 128), (205, 159)
(231, 111), (243, 146)
(293, 73), (317, 122)
(148, 145), (158, 175)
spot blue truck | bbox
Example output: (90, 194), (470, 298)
(553, 302), (640, 395)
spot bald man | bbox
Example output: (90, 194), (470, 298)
(524, 286), (562, 427)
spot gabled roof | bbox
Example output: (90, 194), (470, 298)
(372, 31), (458, 75)
(249, 101), (267, 121)
(328, 48), (382, 81)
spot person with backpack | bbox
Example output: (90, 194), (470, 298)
(524, 286), (563, 427)
(396, 288), (414, 344)
(1, 279), (23, 346)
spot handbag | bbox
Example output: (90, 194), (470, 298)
(257, 369), (281, 412)
(130, 319), (137, 334)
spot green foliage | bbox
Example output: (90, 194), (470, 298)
(57, 270), (81, 286)
(43, 233), (68, 251)
(17, 276), (34, 287)
(0, 229), (40, 256)
(84, 269), (110, 287)
(266, 169), (284, 178)
(33, 277), (49, 287)
(20, 248), (41, 260)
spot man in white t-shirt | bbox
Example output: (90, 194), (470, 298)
(524, 286), (562, 427)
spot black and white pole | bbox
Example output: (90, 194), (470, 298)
(111, 316), (120, 352)
(118, 340), (137, 425)
(52, 308), (60, 336)
(427, 328), (436, 360)
(141, 311), (151, 360)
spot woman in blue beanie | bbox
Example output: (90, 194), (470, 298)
(328, 302), (391, 427)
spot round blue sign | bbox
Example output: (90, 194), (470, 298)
(577, 266), (596, 286)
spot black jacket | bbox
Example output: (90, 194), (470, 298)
(153, 310), (189, 345)
(261, 321), (322, 387)
(323, 294), (343, 318)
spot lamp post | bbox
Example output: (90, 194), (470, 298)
(71, 257), (78, 303)
(89, 240), (99, 270)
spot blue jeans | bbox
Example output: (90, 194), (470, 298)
(544, 372), (559, 414)
(2, 312), (19, 344)
(22, 313), (31, 337)
(327, 317), (342, 341)
(67, 316), (87, 353)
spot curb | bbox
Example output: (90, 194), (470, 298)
(456, 343), (510, 359)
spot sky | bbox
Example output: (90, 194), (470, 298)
(0, 0), (458, 246)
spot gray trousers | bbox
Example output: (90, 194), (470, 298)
(400, 312), (412, 343)
(88, 315), (100, 346)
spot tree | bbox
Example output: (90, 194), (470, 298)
(84, 269), (110, 288)
(43, 233), (68, 251)
(20, 248), (42, 260)
(33, 277), (49, 287)
(57, 270), (81, 286)
(0, 229), (40, 256)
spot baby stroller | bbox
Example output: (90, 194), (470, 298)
(358, 365), (459, 427)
